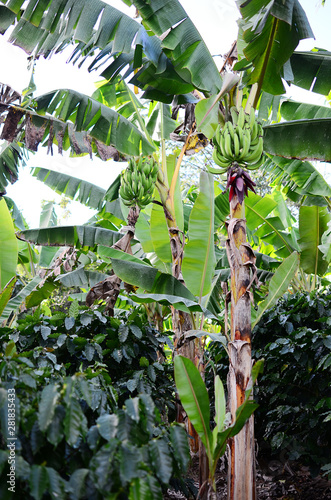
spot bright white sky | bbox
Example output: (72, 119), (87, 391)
(1, 0), (331, 227)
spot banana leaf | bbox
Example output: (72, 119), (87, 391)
(0, 198), (18, 291)
(0, 276), (43, 320)
(281, 100), (331, 120)
(1, 0), (221, 98)
(245, 193), (297, 257)
(182, 172), (216, 300)
(288, 50), (331, 95)
(0, 141), (25, 194)
(263, 118), (331, 162)
(252, 251), (300, 329)
(263, 156), (331, 205)
(235, 0), (313, 95)
(32, 168), (107, 211)
(35, 89), (154, 156)
(17, 225), (121, 249)
(298, 206), (331, 276)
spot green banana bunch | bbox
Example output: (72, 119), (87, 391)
(210, 106), (264, 175)
(119, 156), (158, 209)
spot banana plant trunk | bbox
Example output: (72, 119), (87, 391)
(226, 195), (256, 500)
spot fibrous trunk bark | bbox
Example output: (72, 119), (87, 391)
(226, 196), (256, 500)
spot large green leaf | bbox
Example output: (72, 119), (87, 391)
(174, 356), (212, 459)
(36, 89), (154, 156)
(0, 141), (25, 194)
(150, 192), (172, 263)
(289, 50), (331, 95)
(0, 276), (42, 321)
(263, 156), (331, 205)
(245, 193), (296, 257)
(0, 197), (18, 291)
(111, 258), (196, 301)
(17, 225), (121, 248)
(57, 269), (109, 289)
(281, 100), (331, 120)
(319, 220), (331, 264)
(130, 293), (214, 317)
(252, 251), (300, 329)
(167, 154), (184, 231)
(298, 206), (331, 276)
(32, 168), (107, 211)
(182, 172), (216, 300)
(235, 0), (313, 95)
(132, 0), (222, 95)
(263, 119), (331, 161)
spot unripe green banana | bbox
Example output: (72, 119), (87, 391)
(233, 132), (240, 157)
(230, 106), (239, 126)
(237, 108), (245, 129)
(224, 131), (234, 159)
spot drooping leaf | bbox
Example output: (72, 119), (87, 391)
(174, 355), (212, 459)
(0, 141), (25, 194)
(236, 0), (313, 95)
(129, 475), (162, 500)
(0, 197), (18, 291)
(298, 206), (331, 276)
(68, 469), (89, 500)
(25, 280), (57, 308)
(35, 89), (155, 156)
(289, 50), (331, 96)
(252, 252), (300, 329)
(182, 172), (216, 300)
(263, 155), (331, 205)
(133, 0), (222, 94)
(46, 467), (66, 500)
(263, 119), (331, 162)
(245, 193), (297, 257)
(32, 168), (108, 211)
(130, 292), (213, 317)
(17, 225), (121, 248)
(58, 269), (109, 289)
(111, 258), (197, 302)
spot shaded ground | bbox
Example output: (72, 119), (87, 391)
(165, 456), (331, 499)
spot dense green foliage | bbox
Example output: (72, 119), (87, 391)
(0, 308), (192, 499)
(253, 289), (331, 473)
